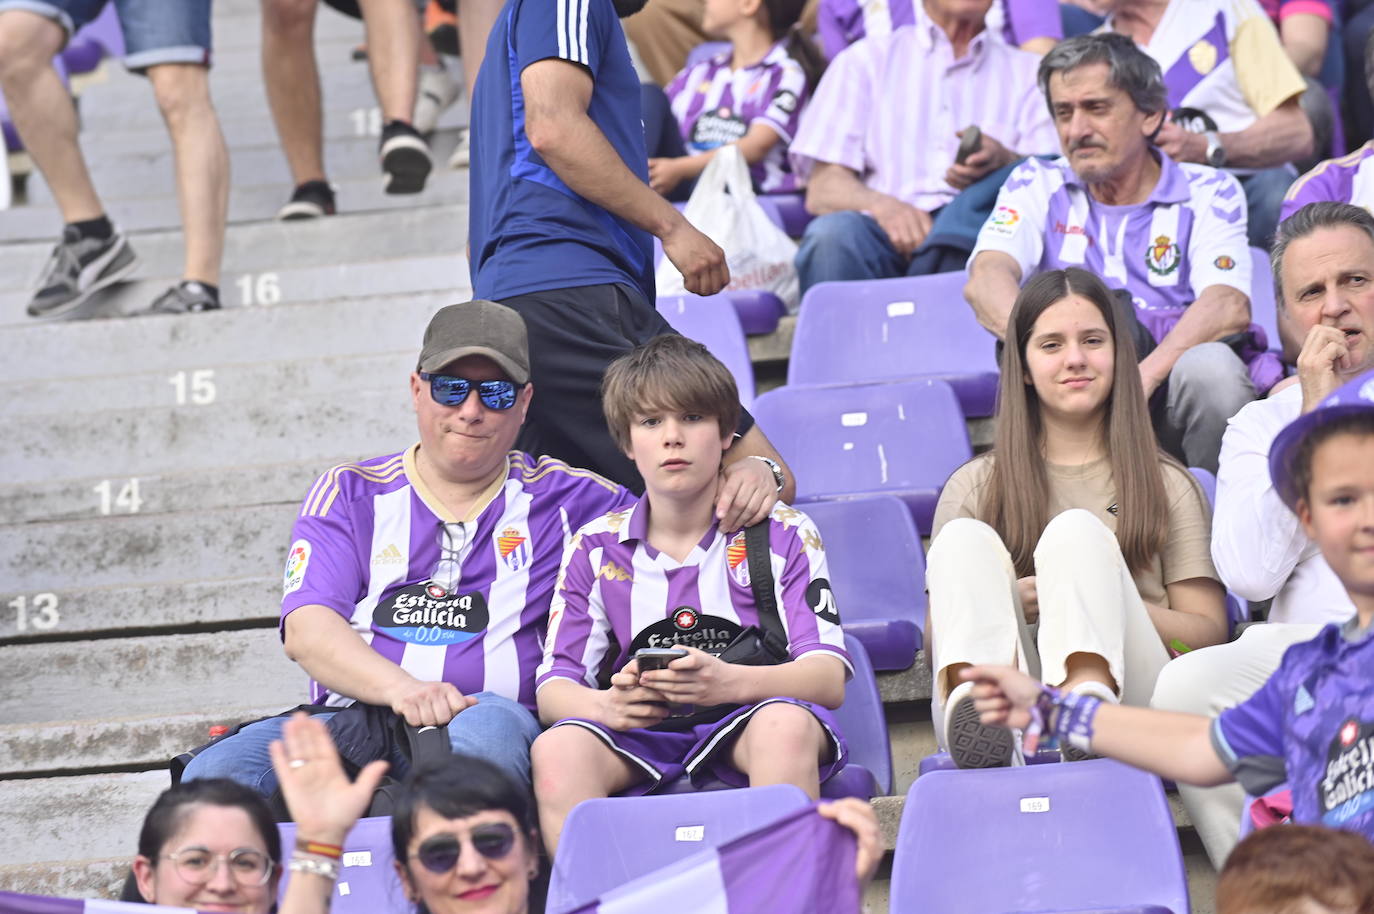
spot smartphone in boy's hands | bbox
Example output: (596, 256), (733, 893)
(634, 647), (688, 675)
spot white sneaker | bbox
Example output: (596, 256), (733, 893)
(447, 127), (470, 169)
(414, 66), (460, 135)
(944, 679), (1022, 769)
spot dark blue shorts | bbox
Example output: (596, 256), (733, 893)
(0, 0), (212, 71)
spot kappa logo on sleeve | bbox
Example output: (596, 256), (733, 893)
(807, 578), (840, 625)
(283, 540), (311, 596)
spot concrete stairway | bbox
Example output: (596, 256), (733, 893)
(0, 1), (1217, 910)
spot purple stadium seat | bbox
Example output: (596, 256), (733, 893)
(891, 759), (1189, 914)
(277, 815), (405, 912)
(756, 192), (814, 237)
(799, 496), (925, 668)
(548, 784), (812, 912)
(657, 635), (892, 799)
(723, 289), (786, 334)
(789, 272), (1001, 418)
(684, 40), (731, 70)
(1, 94), (18, 155)
(79, 2), (125, 58)
(61, 37), (106, 77)
(1249, 246), (1281, 355)
(752, 379), (972, 534)
(657, 293), (756, 405)
(1188, 466), (1249, 630)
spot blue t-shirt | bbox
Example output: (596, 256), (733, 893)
(1213, 618), (1374, 837)
(469, 0), (655, 303)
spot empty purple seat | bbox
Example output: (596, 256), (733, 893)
(1249, 245), (1282, 355)
(800, 496), (925, 669)
(724, 288), (786, 334)
(684, 39), (731, 69)
(277, 816), (403, 912)
(657, 635), (892, 799)
(790, 272), (1001, 418)
(1188, 466), (1249, 629)
(78, 2), (125, 58)
(657, 293), (756, 406)
(757, 192), (814, 237)
(549, 783), (811, 911)
(752, 379), (972, 534)
(891, 759), (1189, 914)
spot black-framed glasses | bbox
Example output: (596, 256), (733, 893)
(416, 823), (518, 873)
(420, 373), (520, 410)
(161, 847), (275, 886)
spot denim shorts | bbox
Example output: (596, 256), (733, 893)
(0, 0), (212, 71)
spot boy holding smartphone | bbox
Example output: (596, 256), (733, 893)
(531, 334), (851, 853)
(965, 370), (1374, 841)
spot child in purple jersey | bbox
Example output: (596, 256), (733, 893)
(641, 0), (826, 199)
(530, 334), (851, 853)
(962, 367), (1374, 842)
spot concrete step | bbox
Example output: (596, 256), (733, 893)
(0, 294), (446, 382)
(0, 771), (169, 868)
(3, 629), (305, 725)
(2, 142), (468, 241)
(0, 252), (467, 325)
(0, 203), (468, 292)
(0, 859), (130, 902)
(2, 388), (413, 484)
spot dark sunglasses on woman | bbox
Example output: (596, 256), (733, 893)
(416, 823), (518, 873)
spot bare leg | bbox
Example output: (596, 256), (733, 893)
(147, 64), (229, 285)
(0, 11), (104, 223)
(1059, 651), (1118, 695)
(357, 0), (421, 123)
(530, 726), (640, 854)
(729, 703), (826, 800)
(458, 0), (503, 107)
(261, 0), (326, 186)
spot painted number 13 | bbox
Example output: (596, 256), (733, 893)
(9, 593), (60, 632)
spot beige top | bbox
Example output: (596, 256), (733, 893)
(931, 453), (1219, 609)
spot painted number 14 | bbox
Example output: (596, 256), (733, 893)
(94, 478), (142, 515)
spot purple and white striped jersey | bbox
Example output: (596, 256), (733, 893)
(281, 447), (629, 711)
(665, 41), (808, 194)
(970, 154), (1251, 338)
(1281, 142), (1374, 222)
(537, 498), (851, 691)
(789, 13), (1057, 212)
(816, 0), (1063, 60)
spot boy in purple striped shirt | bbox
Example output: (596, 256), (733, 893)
(532, 335), (851, 853)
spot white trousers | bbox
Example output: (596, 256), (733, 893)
(1149, 621), (1322, 868)
(927, 510), (1171, 741)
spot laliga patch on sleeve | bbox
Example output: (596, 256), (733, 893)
(283, 539), (311, 596)
(986, 205), (1021, 238)
(807, 578), (840, 625)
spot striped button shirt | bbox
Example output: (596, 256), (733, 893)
(281, 447), (629, 711)
(816, 0), (1063, 60)
(970, 153), (1251, 338)
(665, 41), (809, 194)
(789, 12), (1057, 212)
(537, 498), (851, 692)
(1281, 141), (1374, 222)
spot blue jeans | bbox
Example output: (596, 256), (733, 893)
(1235, 166), (1297, 250)
(0, 0), (212, 70)
(795, 211), (933, 293)
(181, 693), (543, 795)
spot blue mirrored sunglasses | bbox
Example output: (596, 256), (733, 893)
(420, 373), (520, 410)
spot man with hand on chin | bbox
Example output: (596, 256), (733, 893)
(180, 302), (786, 795)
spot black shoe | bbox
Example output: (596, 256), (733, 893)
(142, 280), (221, 315)
(277, 181), (337, 220)
(27, 225), (139, 318)
(380, 121), (432, 195)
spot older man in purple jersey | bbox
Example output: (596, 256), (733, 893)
(181, 301), (782, 794)
(966, 32), (1257, 474)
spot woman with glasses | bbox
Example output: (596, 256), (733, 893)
(130, 713), (387, 913)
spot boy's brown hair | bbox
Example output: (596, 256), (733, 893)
(1217, 825), (1374, 914)
(1290, 413), (1374, 511)
(601, 334), (740, 453)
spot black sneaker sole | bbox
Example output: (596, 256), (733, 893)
(381, 135), (432, 195)
(947, 691), (1016, 769)
(27, 238), (139, 319)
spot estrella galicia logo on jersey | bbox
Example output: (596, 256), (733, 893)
(806, 578), (840, 625)
(374, 584), (489, 646)
(496, 527), (529, 573)
(690, 109), (748, 149)
(773, 90), (799, 115)
(1320, 717), (1374, 826)
(630, 609), (742, 655)
(1146, 235), (1181, 276)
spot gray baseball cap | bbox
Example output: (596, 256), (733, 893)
(418, 300), (530, 384)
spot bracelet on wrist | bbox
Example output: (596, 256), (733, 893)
(289, 853), (340, 881)
(1025, 685), (1102, 755)
(296, 839), (344, 859)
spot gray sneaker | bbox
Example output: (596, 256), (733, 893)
(27, 225), (139, 318)
(141, 281), (221, 316)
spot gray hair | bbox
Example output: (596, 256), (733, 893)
(1038, 33), (1168, 116)
(1271, 201), (1374, 308)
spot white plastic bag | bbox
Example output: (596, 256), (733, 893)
(655, 144), (799, 310)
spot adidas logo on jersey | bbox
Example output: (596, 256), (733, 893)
(372, 544), (404, 565)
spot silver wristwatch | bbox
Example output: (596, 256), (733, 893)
(1204, 131), (1227, 168)
(748, 455), (786, 493)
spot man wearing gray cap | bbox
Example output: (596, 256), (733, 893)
(181, 300), (785, 794)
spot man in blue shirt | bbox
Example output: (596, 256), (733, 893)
(469, 0), (787, 498)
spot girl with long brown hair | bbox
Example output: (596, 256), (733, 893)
(929, 268), (1227, 768)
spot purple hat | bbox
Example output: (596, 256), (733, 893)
(1269, 369), (1374, 511)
